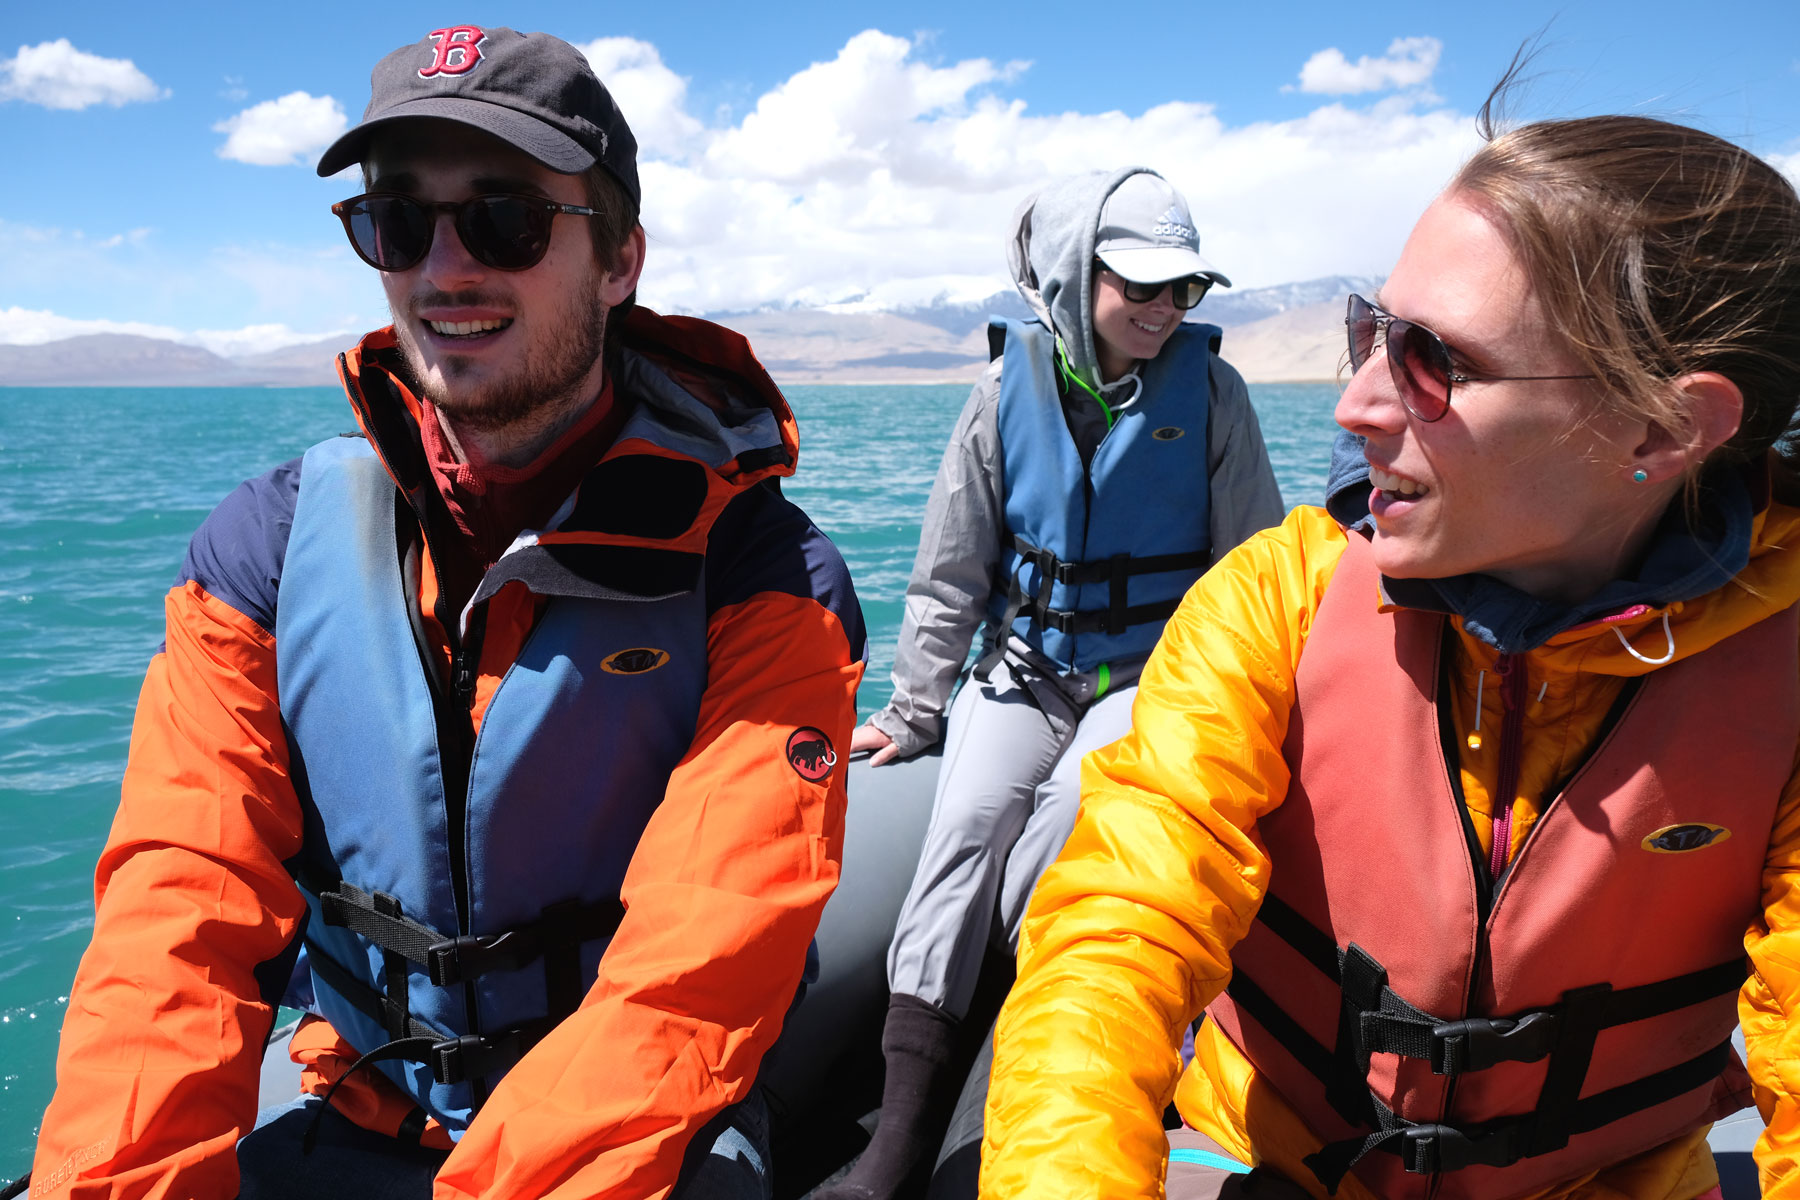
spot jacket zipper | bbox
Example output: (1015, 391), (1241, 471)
(1487, 654), (1527, 880)
(1431, 646), (1524, 1197)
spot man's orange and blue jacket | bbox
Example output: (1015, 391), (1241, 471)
(30, 308), (867, 1200)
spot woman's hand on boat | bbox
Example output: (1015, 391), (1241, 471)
(851, 723), (899, 766)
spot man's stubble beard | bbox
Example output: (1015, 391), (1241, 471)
(394, 272), (609, 435)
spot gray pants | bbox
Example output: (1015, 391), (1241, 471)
(886, 660), (1137, 1017)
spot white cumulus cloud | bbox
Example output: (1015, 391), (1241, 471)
(577, 37), (703, 160)
(188, 323), (355, 357)
(602, 30), (1475, 314)
(0, 306), (185, 345)
(214, 92), (348, 167)
(1770, 149), (1800, 190)
(0, 38), (165, 110)
(13, 29), (1490, 341)
(1294, 36), (1442, 96)
(0, 307), (352, 357)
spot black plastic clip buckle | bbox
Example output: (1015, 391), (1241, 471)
(429, 1034), (486, 1085)
(1399, 1120), (1520, 1175)
(426, 931), (523, 986)
(1430, 1010), (1557, 1073)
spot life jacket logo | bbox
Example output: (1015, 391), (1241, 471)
(786, 726), (837, 783)
(601, 647), (670, 675)
(419, 26), (487, 77)
(1152, 426), (1185, 441)
(1642, 823), (1731, 853)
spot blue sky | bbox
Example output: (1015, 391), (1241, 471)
(3, 1), (1797, 353)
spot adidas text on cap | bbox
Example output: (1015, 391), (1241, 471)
(316, 26), (639, 208)
(1094, 172), (1230, 289)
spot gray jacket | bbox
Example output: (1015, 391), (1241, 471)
(868, 350), (1284, 757)
(868, 167), (1284, 757)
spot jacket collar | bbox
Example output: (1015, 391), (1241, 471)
(1378, 467), (1757, 655)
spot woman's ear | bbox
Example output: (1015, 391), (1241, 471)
(1628, 371), (1744, 483)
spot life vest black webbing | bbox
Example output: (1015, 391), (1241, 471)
(310, 883), (626, 1088)
(976, 535), (1207, 678)
(1224, 892), (1747, 1192)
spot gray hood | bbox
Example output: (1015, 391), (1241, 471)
(1005, 165), (1161, 388)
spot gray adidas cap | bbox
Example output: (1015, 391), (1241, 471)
(1094, 172), (1230, 289)
(316, 25), (639, 207)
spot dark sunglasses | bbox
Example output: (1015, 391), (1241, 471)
(332, 192), (603, 273)
(1096, 264), (1212, 311)
(1345, 293), (1594, 422)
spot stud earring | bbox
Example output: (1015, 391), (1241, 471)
(1632, 469), (1649, 483)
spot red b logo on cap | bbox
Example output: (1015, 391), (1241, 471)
(419, 26), (486, 77)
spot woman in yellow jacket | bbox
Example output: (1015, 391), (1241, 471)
(980, 110), (1800, 1200)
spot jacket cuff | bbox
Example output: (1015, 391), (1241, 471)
(868, 707), (936, 759)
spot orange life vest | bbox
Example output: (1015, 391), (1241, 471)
(1207, 534), (1795, 1200)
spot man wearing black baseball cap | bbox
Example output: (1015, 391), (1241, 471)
(31, 26), (865, 1200)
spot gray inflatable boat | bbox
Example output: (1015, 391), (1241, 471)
(247, 750), (1765, 1200)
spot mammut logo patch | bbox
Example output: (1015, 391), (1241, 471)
(420, 26), (486, 77)
(786, 727), (837, 782)
(1642, 823), (1732, 854)
(1152, 426), (1185, 441)
(601, 647), (670, 675)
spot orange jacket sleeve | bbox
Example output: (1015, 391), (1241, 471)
(30, 580), (307, 1200)
(432, 581), (863, 1200)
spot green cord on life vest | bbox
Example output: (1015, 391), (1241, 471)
(1055, 337), (1114, 430)
(1095, 661), (1111, 698)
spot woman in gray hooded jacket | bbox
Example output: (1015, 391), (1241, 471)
(822, 169), (1285, 1199)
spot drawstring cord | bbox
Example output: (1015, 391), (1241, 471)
(1466, 670), (1486, 751)
(1612, 611), (1677, 666)
(301, 1036), (438, 1154)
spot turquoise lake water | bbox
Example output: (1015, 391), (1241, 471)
(0, 380), (1343, 1166)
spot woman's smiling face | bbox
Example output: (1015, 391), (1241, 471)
(1334, 191), (1658, 603)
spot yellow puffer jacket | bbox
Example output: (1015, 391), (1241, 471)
(980, 502), (1800, 1200)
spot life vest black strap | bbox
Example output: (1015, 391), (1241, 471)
(1250, 893), (1746, 1073)
(1300, 1037), (1736, 1193)
(319, 882), (624, 989)
(302, 937), (549, 1086)
(998, 534), (1205, 639)
(303, 937), (453, 1045)
(1225, 894), (1748, 1189)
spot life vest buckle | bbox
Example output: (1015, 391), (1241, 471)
(1429, 1010), (1557, 1074)
(1399, 1122), (1520, 1175)
(429, 1027), (532, 1085)
(427, 930), (536, 987)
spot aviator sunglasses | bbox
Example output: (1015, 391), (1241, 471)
(1096, 263), (1213, 311)
(332, 192), (604, 273)
(1345, 293), (1594, 422)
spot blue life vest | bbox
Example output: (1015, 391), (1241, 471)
(276, 435), (707, 1134)
(986, 317), (1216, 672)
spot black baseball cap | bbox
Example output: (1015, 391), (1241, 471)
(316, 25), (639, 207)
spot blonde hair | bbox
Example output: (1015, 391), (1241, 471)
(1452, 107), (1800, 474)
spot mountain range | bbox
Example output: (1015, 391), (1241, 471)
(0, 276), (1374, 388)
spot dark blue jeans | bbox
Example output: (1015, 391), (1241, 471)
(236, 1087), (773, 1199)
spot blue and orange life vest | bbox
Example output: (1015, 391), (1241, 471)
(986, 317), (1215, 673)
(278, 425), (717, 1133)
